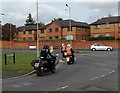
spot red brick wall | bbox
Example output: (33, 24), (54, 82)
(1, 40), (119, 49)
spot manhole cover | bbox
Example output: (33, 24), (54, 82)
(85, 86), (107, 91)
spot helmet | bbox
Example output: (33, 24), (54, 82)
(67, 44), (71, 47)
(62, 44), (65, 46)
(43, 45), (49, 49)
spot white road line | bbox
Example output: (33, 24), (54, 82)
(56, 86), (69, 90)
(90, 70), (115, 81)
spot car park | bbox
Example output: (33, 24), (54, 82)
(90, 43), (113, 51)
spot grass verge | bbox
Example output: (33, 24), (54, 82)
(2, 52), (36, 75)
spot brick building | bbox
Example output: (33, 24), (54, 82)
(16, 19), (90, 42)
(90, 16), (120, 39)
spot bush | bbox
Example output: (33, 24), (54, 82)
(88, 36), (115, 41)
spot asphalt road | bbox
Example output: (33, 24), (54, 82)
(2, 50), (118, 92)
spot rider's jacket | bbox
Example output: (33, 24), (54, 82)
(61, 45), (66, 52)
(66, 47), (72, 56)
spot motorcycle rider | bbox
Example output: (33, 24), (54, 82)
(40, 45), (55, 70)
(60, 43), (66, 57)
(66, 44), (75, 63)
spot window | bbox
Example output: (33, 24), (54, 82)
(55, 28), (59, 32)
(40, 37), (44, 40)
(48, 28), (52, 32)
(119, 32), (120, 36)
(29, 31), (32, 34)
(23, 38), (26, 41)
(119, 23), (120, 27)
(41, 30), (44, 33)
(93, 34), (101, 37)
(55, 36), (59, 39)
(105, 33), (110, 37)
(105, 24), (110, 28)
(78, 27), (81, 31)
(95, 25), (100, 29)
(16, 32), (18, 35)
(28, 38), (32, 42)
(49, 36), (52, 40)
(67, 27), (72, 31)
(23, 31), (26, 35)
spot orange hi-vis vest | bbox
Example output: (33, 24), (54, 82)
(66, 47), (72, 55)
(62, 46), (66, 51)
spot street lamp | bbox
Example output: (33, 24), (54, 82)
(65, 4), (72, 47)
(36, 0), (39, 58)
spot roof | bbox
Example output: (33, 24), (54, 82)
(17, 19), (90, 31)
(90, 16), (120, 25)
(17, 24), (37, 31)
(52, 19), (90, 28)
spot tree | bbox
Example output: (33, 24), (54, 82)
(25, 13), (35, 25)
(52, 18), (63, 22)
(2, 23), (16, 41)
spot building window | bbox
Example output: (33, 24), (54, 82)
(55, 36), (59, 39)
(95, 25), (100, 29)
(23, 31), (26, 35)
(29, 31), (32, 34)
(93, 34), (101, 37)
(28, 38), (32, 42)
(55, 28), (59, 32)
(16, 32), (18, 35)
(67, 27), (72, 31)
(78, 27), (81, 31)
(41, 30), (44, 33)
(48, 28), (52, 33)
(23, 38), (26, 41)
(105, 24), (110, 28)
(49, 36), (52, 40)
(119, 23), (120, 28)
(119, 32), (120, 36)
(105, 33), (110, 37)
(39, 37), (44, 40)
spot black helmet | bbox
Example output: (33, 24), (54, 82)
(43, 45), (49, 49)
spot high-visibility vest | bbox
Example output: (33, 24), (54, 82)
(66, 47), (72, 55)
(61, 46), (66, 51)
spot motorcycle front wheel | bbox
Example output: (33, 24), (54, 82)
(36, 68), (44, 76)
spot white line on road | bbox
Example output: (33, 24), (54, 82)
(56, 86), (69, 91)
(90, 70), (115, 81)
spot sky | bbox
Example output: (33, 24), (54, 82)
(0, 0), (119, 27)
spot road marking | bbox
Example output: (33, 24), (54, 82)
(56, 86), (69, 90)
(90, 70), (115, 81)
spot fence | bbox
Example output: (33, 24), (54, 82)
(0, 40), (119, 49)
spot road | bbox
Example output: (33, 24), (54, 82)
(2, 50), (118, 92)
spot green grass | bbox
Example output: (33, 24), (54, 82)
(2, 52), (36, 74)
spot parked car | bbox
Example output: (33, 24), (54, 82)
(29, 46), (37, 50)
(91, 43), (113, 51)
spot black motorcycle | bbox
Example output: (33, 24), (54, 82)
(31, 55), (57, 76)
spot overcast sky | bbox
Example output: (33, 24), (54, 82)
(0, 0), (119, 27)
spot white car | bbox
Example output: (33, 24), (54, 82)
(91, 43), (113, 51)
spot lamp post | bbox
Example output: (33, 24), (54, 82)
(65, 4), (72, 47)
(36, 0), (39, 58)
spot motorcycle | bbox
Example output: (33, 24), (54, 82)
(66, 55), (74, 65)
(31, 54), (58, 76)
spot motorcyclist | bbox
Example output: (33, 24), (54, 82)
(40, 45), (55, 70)
(60, 44), (66, 57)
(66, 44), (75, 63)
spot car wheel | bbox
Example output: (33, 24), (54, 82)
(92, 48), (96, 51)
(107, 48), (111, 51)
